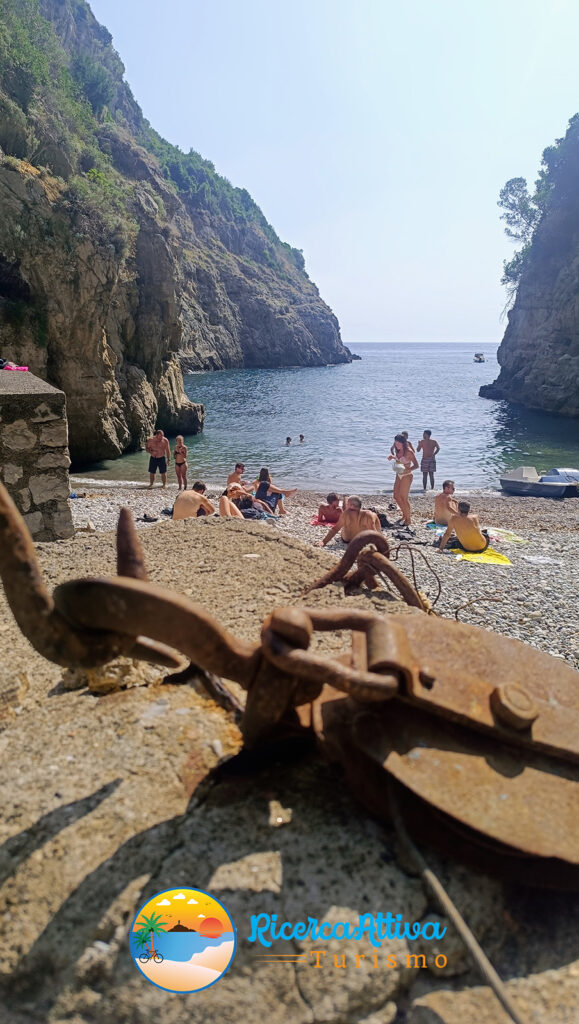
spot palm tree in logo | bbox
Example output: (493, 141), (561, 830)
(134, 911), (168, 963)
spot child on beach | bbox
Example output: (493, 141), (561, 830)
(174, 436), (188, 491)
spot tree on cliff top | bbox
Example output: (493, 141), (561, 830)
(498, 113), (579, 298)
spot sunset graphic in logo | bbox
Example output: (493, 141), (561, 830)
(130, 887), (236, 993)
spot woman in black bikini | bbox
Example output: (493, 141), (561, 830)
(174, 436), (188, 491)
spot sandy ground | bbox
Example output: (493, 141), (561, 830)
(0, 503), (578, 1023)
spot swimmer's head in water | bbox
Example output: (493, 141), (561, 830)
(458, 501), (470, 514)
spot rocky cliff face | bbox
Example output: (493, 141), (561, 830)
(0, 0), (350, 464)
(481, 128), (579, 418)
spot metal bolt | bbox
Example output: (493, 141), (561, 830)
(490, 683), (539, 730)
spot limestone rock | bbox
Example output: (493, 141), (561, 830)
(0, 1), (351, 467)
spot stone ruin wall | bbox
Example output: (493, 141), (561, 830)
(0, 372), (74, 541)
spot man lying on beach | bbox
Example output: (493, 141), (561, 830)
(433, 480), (459, 525)
(437, 501), (489, 553)
(317, 492), (343, 524)
(318, 496), (381, 547)
(417, 430), (440, 490)
(145, 429), (171, 489)
(172, 482), (215, 520)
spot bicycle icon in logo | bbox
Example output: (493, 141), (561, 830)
(130, 887), (236, 993)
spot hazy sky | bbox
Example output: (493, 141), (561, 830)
(87, 0), (579, 344)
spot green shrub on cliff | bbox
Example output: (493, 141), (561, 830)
(0, 0), (312, 280)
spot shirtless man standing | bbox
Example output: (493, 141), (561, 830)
(318, 496), (381, 547)
(172, 482), (215, 520)
(437, 501), (489, 553)
(417, 430), (440, 490)
(146, 429), (171, 488)
(433, 480), (459, 525)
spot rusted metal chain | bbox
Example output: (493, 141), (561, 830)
(388, 785), (528, 1024)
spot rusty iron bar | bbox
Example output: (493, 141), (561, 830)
(388, 786), (528, 1024)
(303, 531), (431, 611)
(117, 507), (148, 580)
(0, 483), (179, 668)
(302, 531), (391, 593)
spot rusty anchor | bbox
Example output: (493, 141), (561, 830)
(0, 484), (577, 893)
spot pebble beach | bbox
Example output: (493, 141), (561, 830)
(69, 479), (579, 669)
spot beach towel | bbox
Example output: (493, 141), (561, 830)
(451, 546), (512, 566)
(486, 526), (528, 544)
(310, 515), (337, 527)
(426, 522), (446, 534)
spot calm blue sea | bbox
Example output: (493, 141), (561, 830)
(74, 342), (579, 493)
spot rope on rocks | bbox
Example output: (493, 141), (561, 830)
(454, 587), (511, 622)
(389, 543), (443, 607)
(388, 786), (528, 1024)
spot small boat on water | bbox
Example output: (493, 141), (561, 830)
(500, 466), (579, 498)
(474, 352), (486, 362)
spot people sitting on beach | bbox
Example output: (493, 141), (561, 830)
(218, 493), (245, 518)
(317, 492), (343, 524)
(318, 495), (381, 547)
(174, 435), (188, 491)
(388, 434), (419, 529)
(433, 480), (459, 525)
(251, 468), (297, 515)
(225, 482), (272, 516)
(227, 462), (249, 488)
(437, 501), (490, 553)
(172, 482), (215, 520)
(417, 429), (440, 491)
(145, 429), (171, 489)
